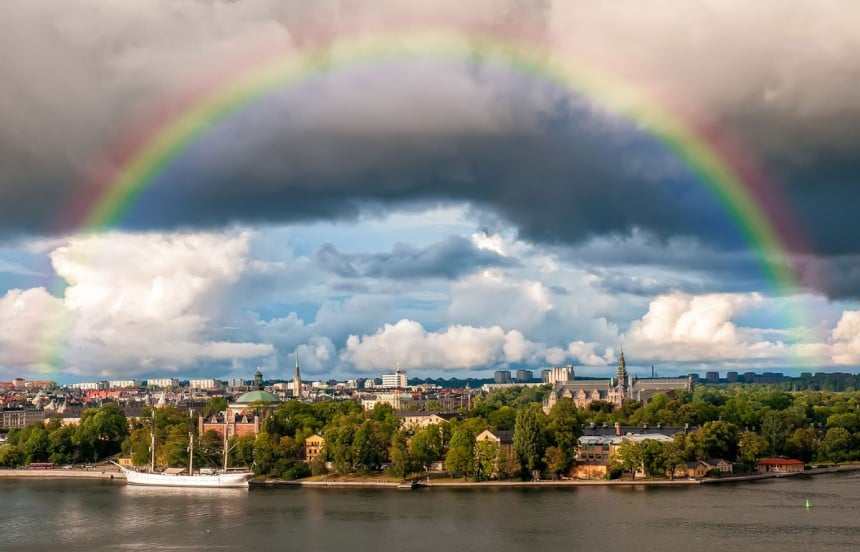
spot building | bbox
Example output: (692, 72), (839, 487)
(147, 378), (179, 388)
(108, 380), (141, 389)
(705, 371), (720, 384)
(755, 457), (805, 473)
(474, 429), (517, 478)
(199, 370), (279, 438)
(572, 435), (619, 479)
(515, 370), (533, 383)
(188, 379), (221, 390)
(361, 393), (413, 411)
(293, 352), (302, 398)
(397, 411), (462, 430)
(72, 381), (108, 390)
(545, 365), (573, 385)
(381, 368), (407, 389)
(543, 351), (692, 413)
(493, 370), (511, 384)
(726, 372), (738, 383)
(304, 434), (325, 463)
(1, 407), (45, 429)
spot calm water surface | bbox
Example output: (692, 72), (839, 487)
(1, 473), (858, 551)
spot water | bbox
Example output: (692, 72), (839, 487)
(1, 473), (858, 551)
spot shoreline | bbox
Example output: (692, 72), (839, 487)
(0, 467), (123, 480)
(256, 464), (860, 489)
(2, 464), (857, 488)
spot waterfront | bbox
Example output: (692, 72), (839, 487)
(1, 472), (858, 551)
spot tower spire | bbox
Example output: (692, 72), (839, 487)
(293, 348), (302, 399)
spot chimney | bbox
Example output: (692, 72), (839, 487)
(615, 422), (621, 436)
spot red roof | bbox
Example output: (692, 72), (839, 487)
(756, 457), (803, 465)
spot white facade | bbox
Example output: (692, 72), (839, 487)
(72, 381), (108, 390)
(381, 369), (407, 388)
(546, 365), (573, 385)
(109, 380), (141, 389)
(147, 378), (179, 388)
(188, 378), (221, 390)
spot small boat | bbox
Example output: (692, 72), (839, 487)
(113, 410), (253, 489)
(397, 480), (419, 490)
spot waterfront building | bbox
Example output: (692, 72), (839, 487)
(755, 457), (804, 473)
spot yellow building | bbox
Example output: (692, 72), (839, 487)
(304, 434), (325, 463)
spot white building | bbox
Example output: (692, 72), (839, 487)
(109, 380), (141, 389)
(545, 365), (573, 385)
(188, 378), (221, 390)
(147, 378), (179, 388)
(382, 369), (408, 389)
(72, 381), (108, 390)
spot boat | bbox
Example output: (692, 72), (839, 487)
(113, 410), (253, 489)
(397, 480), (419, 490)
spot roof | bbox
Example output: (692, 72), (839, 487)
(234, 390), (280, 404)
(756, 457), (804, 465)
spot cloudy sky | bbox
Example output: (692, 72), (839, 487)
(1, 0), (859, 383)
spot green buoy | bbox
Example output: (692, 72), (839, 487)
(805, 499), (810, 509)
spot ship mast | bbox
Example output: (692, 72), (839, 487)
(188, 410), (194, 476)
(150, 409), (156, 472)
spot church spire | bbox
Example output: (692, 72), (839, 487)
(615, 347), (628, 387)
(293, 348), (302, 399)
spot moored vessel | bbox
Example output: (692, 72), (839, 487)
(113, 410), (253, 489)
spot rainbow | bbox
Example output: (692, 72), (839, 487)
(58, 28), (816, 367)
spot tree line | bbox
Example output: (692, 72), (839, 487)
(1, 386), (858, 480)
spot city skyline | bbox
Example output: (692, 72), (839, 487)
(2, 2), (860, 382)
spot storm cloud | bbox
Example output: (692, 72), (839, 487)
(2, 1), (860, 295)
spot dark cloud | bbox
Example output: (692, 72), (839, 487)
(2, 1), (860, 295)
(314, 235), (517, 280)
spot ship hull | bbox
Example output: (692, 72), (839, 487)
(120, 467), (253, 488)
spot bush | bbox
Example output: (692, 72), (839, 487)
(605, 467), (623, 480)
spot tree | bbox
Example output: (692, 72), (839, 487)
(324, 415), (358, 474)
(0, 445), (24, 467)
(638, 439), (667, 477)
(785, 427), (818, 463)
(388, 430), (414, 480)
(662, 440), (687, 480)
(761, 410), (794, 456)
(738, 431), (769, 464)
(252, 432), (277, 476)
(353, 420), (388, 471)
(475, 440), (500, 481)
(445, 427), (476, 479)
(613, 440), (642, 479)
(700, 421), (739, 460)
(823, 427), (853, 463)
(514, 406), (545, 477)
(74, 404), (130, 461)
(545, 398), (582, 476)
(202, 397), (228, 419)
(488, 406), (517, 431)
(410, 424), (444, 471)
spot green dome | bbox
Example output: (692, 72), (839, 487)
(235, 390), (279, 404)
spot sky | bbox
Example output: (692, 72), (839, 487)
(1, 0), (860, 383)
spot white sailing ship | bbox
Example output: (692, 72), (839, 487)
(114, 411), (253, 489)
